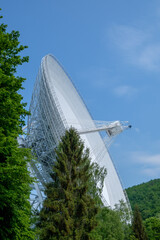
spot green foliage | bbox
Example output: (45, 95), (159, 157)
(144, 217), (160, 240)
(132, 205), (148, 240)
(126, 179), (160, 220)
(90, 206), (125, 240)
(114, 201), (133, 240)
(37, 128), (105, 240)
(0, 13), (34, 239)
(88, 161), (107, 206)
(0, 147), (34, 240)
(115, 200), (132, 226)
(126, 236), (138, 240)
(0, 23), (29, 138)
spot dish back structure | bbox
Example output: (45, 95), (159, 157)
(27, 54), (130, 209)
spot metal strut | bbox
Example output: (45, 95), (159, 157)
(78, 120), (131, 137)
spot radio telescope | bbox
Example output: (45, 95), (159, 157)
(25, 54), (131, 210)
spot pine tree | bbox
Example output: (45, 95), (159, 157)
(132, 205), (148, 240)
(0, 12), (34, 239)
(37, 128), (105, 240)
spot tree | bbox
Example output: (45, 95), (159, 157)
(115, 200), (132, 226)
(132, 205), (148, 240)
(144, 217), (160, 240)
(88, 161), (107, 207)
(90, 206), (125, 240)
(0, 12), (34, 239)
(114, 200), (133, 240)
(126, 179), (160, 220)
(37, 128), (106, 240)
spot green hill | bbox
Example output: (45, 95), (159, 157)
(126, 179), (160, 220)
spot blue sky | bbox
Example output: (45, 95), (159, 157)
(1, 0), (160, 188)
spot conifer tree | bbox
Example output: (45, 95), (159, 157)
(37, 128), (105, 240)
(0, 12), (34, 239)
(132, 205), (148, 240)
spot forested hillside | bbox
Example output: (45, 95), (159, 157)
(126, 179), (160, 220)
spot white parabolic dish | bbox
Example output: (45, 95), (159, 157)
(28, 54), (128, 208)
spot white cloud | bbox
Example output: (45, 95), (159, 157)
(138, 44), (160, 70)
(108, 24), (160, 71)
(113, 85), (138, 97)
(134, 153), (160, 165)
(141, 168), (160, 177)
(109, 25), (148, 51)
(130, 151), (160, 177)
